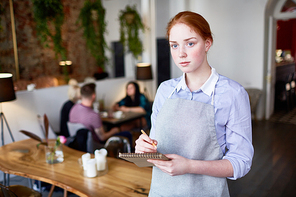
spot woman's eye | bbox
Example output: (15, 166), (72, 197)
(171, 44), (178, 49)
(188, 42), (194, 47)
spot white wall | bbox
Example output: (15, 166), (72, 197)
(0, 77), (134, 146)
(196, 0), (267, 89)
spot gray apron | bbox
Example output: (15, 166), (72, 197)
(149, 85), (229, 197)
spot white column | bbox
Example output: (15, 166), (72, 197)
(141, 0), (157, 99)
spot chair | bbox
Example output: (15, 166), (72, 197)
(104, 136), (131, 158)
(0, 183), (41, 197)
(245, 88), (263, 120)
(67, 122), (85, 137)
(67, 122), (131, 155)
(67, 122), (91, 152)
(67, 122), (104, 153)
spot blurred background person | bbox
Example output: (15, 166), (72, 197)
(59, 79), (81, 137)
(70, 83), (131, 148)
(113, 81), (152, 131)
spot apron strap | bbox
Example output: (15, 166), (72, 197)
(211, 87), (215, 105)
(168, 85), (178, 99)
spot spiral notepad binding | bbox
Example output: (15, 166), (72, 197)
(119, 152), (170, 167)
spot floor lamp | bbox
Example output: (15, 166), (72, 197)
(0, 73), (16, 186)
(136, 63), (153, 101)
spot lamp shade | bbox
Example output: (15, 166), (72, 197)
(136, 63), (153, 80)
(0, 73), (16, 103)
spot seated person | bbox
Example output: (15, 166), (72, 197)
(59, 79), (81, 137)
(113, 81), (152, 130)
(69, 83), (130, 145)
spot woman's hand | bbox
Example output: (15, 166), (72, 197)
(135, 134), (158, 153)
(112, 103), (120, 111)
(118, 106), (129, 112)
(148, 154), (190, 176)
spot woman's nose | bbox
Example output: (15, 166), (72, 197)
(179, 47), (187, 58)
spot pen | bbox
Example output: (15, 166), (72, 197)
(141, 130), (157, 148)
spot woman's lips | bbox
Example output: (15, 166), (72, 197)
(179, 61), (190, 67)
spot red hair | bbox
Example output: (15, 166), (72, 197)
(166, 11), (213, 43)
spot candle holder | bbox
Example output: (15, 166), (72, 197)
(78, 158), (108, 178)
(78, 149), (109, 178)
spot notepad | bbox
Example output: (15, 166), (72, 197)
(119, 152), (170, 167)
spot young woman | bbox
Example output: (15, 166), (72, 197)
(135, 11), (254, 196)
(113, 81), (152, 129)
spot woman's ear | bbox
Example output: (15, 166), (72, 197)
(205, 39), (212, 52)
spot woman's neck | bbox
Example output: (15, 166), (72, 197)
(185, 65), (211, 92)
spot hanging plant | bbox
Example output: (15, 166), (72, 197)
(119, 5), (145, 59)
(77, 0), (108, 72)
(32, 0), (66, 60)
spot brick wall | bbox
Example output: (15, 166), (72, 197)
(0, 0), (99, 83)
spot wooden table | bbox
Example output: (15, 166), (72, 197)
(0, 139), (152, 197)
(101, 111), (146, 127)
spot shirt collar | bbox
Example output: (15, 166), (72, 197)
(176, 67), (219, 96)
(175, 73), (187, 92)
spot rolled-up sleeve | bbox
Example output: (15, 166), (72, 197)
(222, 86), (254, 180)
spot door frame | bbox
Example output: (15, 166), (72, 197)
(264, 0), (296, 119)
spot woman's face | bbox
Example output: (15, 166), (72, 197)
(126, 83), (136, 97)
(169, 23), (212, 74)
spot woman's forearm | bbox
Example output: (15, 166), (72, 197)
(128, 106), (145, 113)
(188, 159), (233, 178)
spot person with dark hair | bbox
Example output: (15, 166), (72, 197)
(113, 81), (152, 130)
(135, 11), (254, 196)
(69, 83), (120, 144)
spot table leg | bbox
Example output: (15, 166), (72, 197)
(48, 185), (67, 197)
(48, 185), (55, 197)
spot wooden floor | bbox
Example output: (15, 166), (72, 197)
(227, 120), (296, 197)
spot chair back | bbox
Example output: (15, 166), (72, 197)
(0, 183), (41, 197)
(67, 122), (86, 137)
(104, 136), (131, 158)
(0, 183), (17, 197)
(66, 122), (102, 153)
(245, 88), (263, 120)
